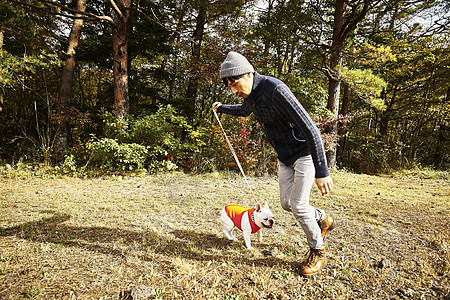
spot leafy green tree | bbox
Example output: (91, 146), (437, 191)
(163, 0), (253, 124)
(379, 37), (449, 168)
(250, 0), (371, 166)
(341, 0), (450, 172)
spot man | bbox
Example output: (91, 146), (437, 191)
(213, 51), (335, 277)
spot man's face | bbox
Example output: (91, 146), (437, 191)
(226, 72), (254, 99)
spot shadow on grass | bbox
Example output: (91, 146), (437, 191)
(0, 211), (292, 269)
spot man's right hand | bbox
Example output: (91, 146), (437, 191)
(212, 102), (222, 111)
(315, 176), (333, 196)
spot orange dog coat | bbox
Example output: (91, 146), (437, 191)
(224, 204), (261, 234)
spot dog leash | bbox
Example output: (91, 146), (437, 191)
(212, 108), (261, 206)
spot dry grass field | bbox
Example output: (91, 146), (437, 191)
(0, 170), (449, 299)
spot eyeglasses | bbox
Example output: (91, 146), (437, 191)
(222, 75), (244, 87)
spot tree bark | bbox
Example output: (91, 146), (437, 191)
(325, 0), (346, 169)
(336, 82), (351, 167)
(186, 6), (206, 123)
(434, 87), (450, 169)
(0, 27), (4, 112)
(380, 85), (397, 136)
(434, 121), (447, 169)
(263, 0), (275, 57)
(112, 0), (132, 121)
(54, 0), (86, 155)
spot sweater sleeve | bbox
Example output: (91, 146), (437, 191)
(273, 84), (330, 178)
(216, 101), (252, 117)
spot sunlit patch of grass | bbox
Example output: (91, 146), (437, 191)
(393, 167), (450, 180)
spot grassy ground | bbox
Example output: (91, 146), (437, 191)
(0, 170), (449, 299)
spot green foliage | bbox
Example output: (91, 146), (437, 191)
(67, 137), (149, 173)
(0, 1), (65, 165)
(61, 154), (77, 174)
(354, 43), (397, 67)
(282, 72), (333, 120)
(0, 0), (448, 174)
(339, 67), (387, 111)
(126, 106), (189, 148)
(0, 0), (62, 87)
(67, 105), (221, 173)
(83, 138), (148, 172)
(122, 106), (195, 172)
(363, 35), (449, 170)
(0, 49), (61, 85)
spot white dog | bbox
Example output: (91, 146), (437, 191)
(220, 203), (274, 249)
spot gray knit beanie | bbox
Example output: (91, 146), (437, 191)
(219, 51), (255, 79)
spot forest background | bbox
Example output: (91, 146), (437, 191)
(0, 0), (449, 176)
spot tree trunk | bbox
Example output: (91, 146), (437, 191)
(325, 0), (346, 169)
(434, 121), (447, 169)
(112, 0), (131, 121)
(434, 87), (449, 169)
(186, 7), (206, 123)
(0, 27), (4, 112)
(325, 0), (369, 169)
(336, 82), (351, 167)
(54, 0), (86, 155)
(380, 87), (397, 136)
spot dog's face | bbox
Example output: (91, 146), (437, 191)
(255, 203), (275, 228)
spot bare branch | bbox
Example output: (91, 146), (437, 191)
(7, 0), (114, 24)
(107, 0), (125, 22)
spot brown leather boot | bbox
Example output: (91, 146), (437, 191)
(318, 213), (335, 241)
(300, 248), (327, 277)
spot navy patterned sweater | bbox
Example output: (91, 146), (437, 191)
(217, 72), (330, 178)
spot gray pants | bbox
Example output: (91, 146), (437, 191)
(278, 155), (325, 250)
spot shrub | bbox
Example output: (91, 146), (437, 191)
(67, 105), (278, 175)
(83, 138), (148, 172)
(62, 154), (77, 174)
(69, 106), (210, 173)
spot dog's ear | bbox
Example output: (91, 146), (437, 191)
(264, 202), (269, 210)
(256, 203), (261, 212)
